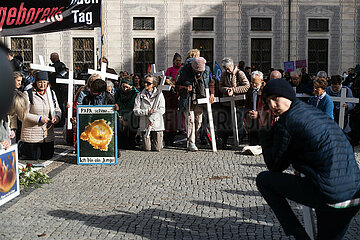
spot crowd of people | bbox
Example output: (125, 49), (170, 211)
(1, 46), (360, 239)
(2, 48), (360, 155)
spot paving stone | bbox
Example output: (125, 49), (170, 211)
(0, 131), (359, 239)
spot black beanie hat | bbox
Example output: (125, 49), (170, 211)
(35, 71), (48, 82)
(262, 78), (296, 101)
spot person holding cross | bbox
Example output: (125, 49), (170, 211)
(326, 75), (355, 126)
(133, 75), (165, 151)
(176, 57), (215, 151)
(256, 78), (360, 240)
(218, 57), (250, 149)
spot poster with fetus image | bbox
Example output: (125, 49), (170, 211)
(77, 105), (117, 165)
(0, 145), (20, 206)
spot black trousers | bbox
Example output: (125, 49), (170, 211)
(20, 141), (54, 160)
(256, 171), (360, 240)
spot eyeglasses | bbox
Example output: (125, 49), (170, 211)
(144, 81), (153, 85)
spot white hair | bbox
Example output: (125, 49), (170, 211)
(316, 71), (327, 78)
(106, 80), (114, 87)
(221, 58), (234, 68)
(251, 70), (263, 80)
(290, 70), (300, 77)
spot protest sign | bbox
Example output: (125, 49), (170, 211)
(0, 145), (20, 206)
(295, 60), (307, 69)
(0, 0), (101, 36)
(284, 61), (295, 72)
(77, 105), (117, 165)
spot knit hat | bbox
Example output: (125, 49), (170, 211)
(35, 71), (48, 82)
(262, 78), (296, 101)
(192, 57), (206, 72)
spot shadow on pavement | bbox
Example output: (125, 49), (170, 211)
(222, 189), (262, 197)
(47, 206), (276, 239)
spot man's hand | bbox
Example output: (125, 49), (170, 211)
(1, 140), (10, 150)
(227, 88), (233, 96)
(113, 104), (119, 111)
(209, 94), (215, 104)
(249, 110), (258, 119)
(343, 103), (348, 108)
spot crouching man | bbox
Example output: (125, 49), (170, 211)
(256, 78), (360, 240)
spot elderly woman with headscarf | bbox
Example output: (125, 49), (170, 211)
(20, 71), (62, 160)
(133, 75), (165, 151)
(114, 79), (139, 149)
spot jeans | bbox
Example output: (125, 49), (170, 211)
(256, 171), (360, 240)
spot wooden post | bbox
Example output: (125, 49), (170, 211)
(219, 94), (246, 147)
(197, 89), (219, 152)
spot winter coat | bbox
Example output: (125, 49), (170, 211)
(133, 87), (165, 132)
(326, 85), (355, 111)
(260, 98), (360, 204)
(245, 83), (272, 130)
(165, 65), (181, 81)
(308, 93), (334, 119)
(21, 88), (62, 143)
(219, 66), (250, 96)
(114, 87), (139, 122)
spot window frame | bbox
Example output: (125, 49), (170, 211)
(250, 17), (272, 31)
(192, 17), (214, 31)
(308, 18), (329, 32)
(72, 37), (95, 76)
(10, 37), (33, 70)
(133, 17), (155, 31)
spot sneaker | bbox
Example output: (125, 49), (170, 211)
(188, 143), (198, 151)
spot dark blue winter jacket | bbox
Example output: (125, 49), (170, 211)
(260, 98), (360, 204)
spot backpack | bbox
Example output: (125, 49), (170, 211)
(27, 88), (56, 108)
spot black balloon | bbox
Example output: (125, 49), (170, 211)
(0, 49), (14, 119)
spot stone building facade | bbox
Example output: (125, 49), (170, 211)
(4, 0), (359, 77)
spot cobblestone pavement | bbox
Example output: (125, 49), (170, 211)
(0, 130), (359, 239)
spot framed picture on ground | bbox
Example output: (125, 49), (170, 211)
(77, 105), (117, 165)
(0, 145), (20, 206)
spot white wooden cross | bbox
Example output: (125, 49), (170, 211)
(331, 88), (359, 129)
(30, 55), (56, 119)
(88, 62), (118, 81)
(144, 64), (171, 138)
(293, 87), (359, 129)
(197, 88), (219, 152)
(56, 71), (85, 130)
(219, 94), (246, 147)
(30, 55), (56, 73)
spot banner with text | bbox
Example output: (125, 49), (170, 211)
(0, 0), (101, 36)
(0, 145), (20, 206)
(77, 105), (117, 165)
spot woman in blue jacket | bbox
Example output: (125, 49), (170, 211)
(256, 78), (360, 240)
(308, 77), (334, 119)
